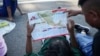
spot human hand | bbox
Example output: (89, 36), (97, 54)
(67, 19), (75, 33)
(67, 10), (82, 17)
(26, 22), (35, 53)
(27, 22), (35, 38)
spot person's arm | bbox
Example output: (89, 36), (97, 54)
(67, 10), (82, 17)
(7, 6), (13, 21)
(67, 19), (78, 48)
(17, 6), (25, 15)
(26, 22), (35, 54)
(16, 0), (25, 15)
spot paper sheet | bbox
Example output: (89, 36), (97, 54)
(28, 10), (69, 40)
(0, 20), (16, 36)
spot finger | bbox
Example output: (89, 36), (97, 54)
(70, 19), (74, 25)
(63, 10), (68, 13)
(67, 23), (69, 29)
(63, 10), (70, 13)
(27, 22), (33, 38)
(27, 22), (34, 34)
(67, 14), (71, 17)
(33, 24), (36, 30)
(68, 21), (72, 29)
(67, 19), (72, 28)
(67, 11), (72, 17)
(67, 21), (71, 32)
(66, 10), (72, 12)
(68, 19), (75, 27)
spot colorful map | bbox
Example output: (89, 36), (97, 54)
(28, 9), (68, 40)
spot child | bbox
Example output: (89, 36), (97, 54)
(0, 0), (24, 21)
(0, 35), (7, 56)
(67, 0), (100, 56)
(25, 22), (82, 56)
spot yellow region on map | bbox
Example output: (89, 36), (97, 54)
(0, 21), (9, 28)
(38, 11), (63, 27)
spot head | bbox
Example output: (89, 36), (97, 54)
(78, 0), (100, 29)
(44, 36), (73, 56)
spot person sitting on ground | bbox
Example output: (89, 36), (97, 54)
(0, 0), (24, 21)
(0, 35), (7, 56)
(66, 0), (100, 56)
(25, 22), (82, 56)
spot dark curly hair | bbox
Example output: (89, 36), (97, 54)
(44, 36), (73, 56)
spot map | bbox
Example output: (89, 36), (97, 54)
(28, 9), (69, 40)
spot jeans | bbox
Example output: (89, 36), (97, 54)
(76, 33), (93, 56)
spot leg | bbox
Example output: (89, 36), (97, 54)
(76, 33), (93, 46)
(75, 24), (93, 56)
(76, 33), (93, 56)
(0, 7), (8, 17)
(0, 7), (3, 16)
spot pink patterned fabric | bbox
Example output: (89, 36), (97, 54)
(0, 35), (7, 56)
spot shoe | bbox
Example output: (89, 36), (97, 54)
(75, 24), (90, 34)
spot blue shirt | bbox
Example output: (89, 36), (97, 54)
(0, 0), (17, 16)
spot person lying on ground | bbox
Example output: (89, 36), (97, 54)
(25, 22), (82, 56)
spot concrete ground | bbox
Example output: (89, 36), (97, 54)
(1, 0), (97, 56)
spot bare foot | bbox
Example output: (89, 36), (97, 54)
(21, 13), (26, 15)
(8, 17), (13, 22)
